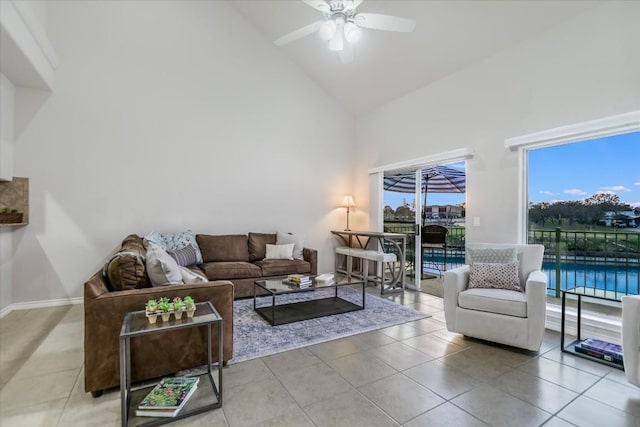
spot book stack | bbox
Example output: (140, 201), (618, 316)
(574, 338), (624, 365)
(136, 377), (199, 418)
(282, 274), (312, 288)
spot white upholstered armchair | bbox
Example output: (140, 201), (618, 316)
(622, 295), (640, 387)
(443, 243), (547, 351)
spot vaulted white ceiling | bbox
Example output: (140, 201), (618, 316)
(231, 0), (599, 115)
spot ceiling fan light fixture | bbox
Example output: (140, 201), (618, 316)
(328, 29), (344, 51)
(318, 19), (337, 41)
(343, 21), (362, 43)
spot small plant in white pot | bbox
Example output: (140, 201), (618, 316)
(145, 299), (159, 324)
(157, 297), (172, 321)
(172, 297), (185, 320)
(183, 296), (196, 318)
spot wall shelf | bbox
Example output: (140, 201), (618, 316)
(0, 177), (29, 227)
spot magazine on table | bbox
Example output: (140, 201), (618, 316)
(136, 377), (199, 418)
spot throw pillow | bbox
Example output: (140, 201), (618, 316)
(146, 244), (183, 286)
(468, 261), (522, 291)
(145, 230), (203, 264)
(180, 267), (208, 284)
(103, 251), (150, 291)
(264, 243), (295, 260)
(167, 244), (198, 267)
(276, 231), (304, 260)
(467, 247), (517, 265)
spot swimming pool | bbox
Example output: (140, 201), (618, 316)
(422, 254), (640, 296)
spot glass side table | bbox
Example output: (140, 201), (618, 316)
(119, 301), (223, 426)
(561, 290), (624, 370)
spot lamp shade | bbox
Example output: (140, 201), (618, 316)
(344, 22), (362, 43)
(342, 195), (355, 207)
(318, 20), (337, 41)
(328, 30), (344, 51)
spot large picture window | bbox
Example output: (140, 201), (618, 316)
(526, 132), (640, 300)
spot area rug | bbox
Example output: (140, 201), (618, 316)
(230, 287), (429, 364)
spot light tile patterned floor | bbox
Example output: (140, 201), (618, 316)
(1, 289), (638, 427)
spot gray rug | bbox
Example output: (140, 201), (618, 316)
(230, 287), (429, 364)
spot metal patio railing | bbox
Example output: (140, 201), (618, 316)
(383, 222), (640, 298)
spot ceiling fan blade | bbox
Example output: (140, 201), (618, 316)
(274, 21), (323, 46)
(339, 43), (354, 64)
(301, 0), (330, 13)
(354, 13), (416, 32)
(345, 0), (364, 10)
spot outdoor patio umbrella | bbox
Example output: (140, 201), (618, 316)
(383, 165), (466, 226)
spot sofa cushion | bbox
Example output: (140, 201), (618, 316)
(458, 288), (527, 318)
(145, 230), (203, 264)
(254, 259), (311, 277)
(200, 261), (261, 280)
(197, 234), (249, 263)
(146, 244), (183, 286)
(276, 231), (305, 260)
(248, 233), (276, 261)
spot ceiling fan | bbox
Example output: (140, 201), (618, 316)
(273, 0), (416, 63)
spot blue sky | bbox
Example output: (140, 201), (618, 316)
(384, 131), (640, 210)
(528, 131), (640, 208)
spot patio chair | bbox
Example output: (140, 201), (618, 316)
(622, 295), (640, 387)
(421, 225), (448, 277)
(443, 243), (547, 351)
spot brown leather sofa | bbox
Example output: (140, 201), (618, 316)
(194, 232), (318, 298)
(84, 232), (317, 397)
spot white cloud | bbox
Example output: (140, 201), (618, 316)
(630, 201), (640, 208)
(600, 190), (616, 196)
(635, 182), (640, 187)
(563, 189), (586, 196)
(539, 191), (559, 195)
(601, 185), (631, 192)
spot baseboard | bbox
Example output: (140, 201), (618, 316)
(545, 303), (622, 344)
(0, 297), (83, 319)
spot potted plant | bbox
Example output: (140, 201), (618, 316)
(172, 297), (185, 320)
(145, 299), (159, 324)
(0, 208), (23, 224)
(183, 296), (196, 318)
(157, 297), (172, 321)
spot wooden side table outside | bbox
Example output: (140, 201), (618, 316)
(119, 301), (223, 426)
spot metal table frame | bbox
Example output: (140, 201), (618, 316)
(119, 301), (223, 426)
(560, 290), (624, 370)
(253, 277), (365, 326)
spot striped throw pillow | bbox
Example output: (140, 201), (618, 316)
(167, 244), (198, 267)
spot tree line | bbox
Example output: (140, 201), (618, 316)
(528, 193), (639, 226)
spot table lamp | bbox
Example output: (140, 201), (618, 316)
(342, 195), (355, 231)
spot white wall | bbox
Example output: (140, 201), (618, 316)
(12, 0), (354, 304)
(355, 2), (640, 243)
(1, 73), (16, 312)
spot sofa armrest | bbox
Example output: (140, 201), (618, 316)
(84, 278), (234, 394)
(443, 265), (470, 331)
(525, 270), (548, 348)
(303, 248), (318, 275)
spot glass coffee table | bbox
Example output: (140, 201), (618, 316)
(253, 277), (365, 326)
